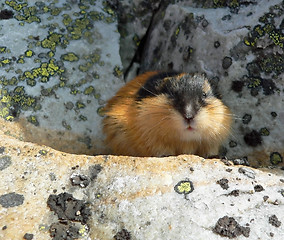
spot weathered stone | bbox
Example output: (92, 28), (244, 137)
(0, 130), (283, 239)
(137, 0), (284, 167)
(0, 0), (124, 155)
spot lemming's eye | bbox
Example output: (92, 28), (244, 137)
(202, 92), (207, 98)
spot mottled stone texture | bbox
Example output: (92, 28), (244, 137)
(1, 1), (284, 239)
(0, 0), (283, 166)
(0, 0), (124, 155)
(115, 0), (284, 167)
(0, 129), (284, 239)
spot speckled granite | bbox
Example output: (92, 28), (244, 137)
(1, 1), (284, 239)
(0, 0), (283, 166)
(0, 129), (284, 239)
(134, 0), (284, 167)
(0, 0), (124, 155)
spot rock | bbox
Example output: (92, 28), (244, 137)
(1, 0), (283, 167)
(0, 131), (284, 239)
(137, 0), (284, 167)
(0, 0), (124, 155)
(107, 0), (162, 74)
(1, 1), (284, 238)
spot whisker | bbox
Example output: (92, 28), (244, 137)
(208, 112), (242, 120)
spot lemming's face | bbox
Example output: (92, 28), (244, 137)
(135, 72), (231, 143)
(158, 74), (214, 140)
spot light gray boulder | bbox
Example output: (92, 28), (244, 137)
(0, 0), (124, 155)
(135, 0), (284, 167)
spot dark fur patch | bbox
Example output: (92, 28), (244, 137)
(136, 71), (179, 100)
(136, 72), (215, 118)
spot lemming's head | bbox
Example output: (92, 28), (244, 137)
(135, 72), (231, 142)
(136, 72), (214, 125)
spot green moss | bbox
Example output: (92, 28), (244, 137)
(245, 3), (284, 49)
(83, 31), (94, 44)
(0, 58), (12, 67)
(175, 26), (180, 37)
(38, 149), (48, 156)
(174, 180), (194, 195)
(41, 32), (63, 51)
(229, 0), (239, 8)
(22, 59), (65, 83)
(0, 0), (118, 124)
(79, 115), (87, 121)
(78, 63), (90, 72)
(89, 53), (100, 63)
(0, 47), (7, 53)
(0, 107), (10, 120)
(12, 4), (41, 24)
(133, 34), (140, 47)
(76, 101), (86, 109)
(48, 51), (55, 58)
(69, 17), (92, 40)
(26, 78), (36, 87)
(62, 14), (72, 26)
(27, 115), (39, 126)
(25, 50), (34, 58)
(258, 54), (283, 75)
(92, 72), (100, 79)
(50, 7), (62, 16)
(8, 77), (18, 86)
(61, 52), (79, 62)
(213, 0), (226, 7)
(23, 6), (40, 23)
(41, 87), (54, 96)
(97, 106), (105, 117)
(94, 93), (101, 99)
(104, 16), (115, 23)
(59, 81), (65, 87)
(89, 11), (104, 21)
(253, 25), (265, 37)
(113, 65), (123, 78)
(260, 127), (270, 136)
(247, 77), (262, 88)
(42, 5), (49, 13)
(5, 0), (28, 12)
(103, 6), (115, 16)
(62, 120), (72, 130)
(268, 29), (284, 48)
(70, 87), (80, 95)
(270, 152), (283, 165)
(84, 86), (95, 95)
(79, 3), (90, 10)
(213, 0), (240, 8)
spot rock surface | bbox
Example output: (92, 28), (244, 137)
(1, 129), (284, 240)
(1, 1), (284, 239)
(0, 0), (283, 166)
(0, 0), (124, 155)
(134, 0), (284, 167)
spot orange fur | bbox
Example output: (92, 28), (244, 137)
(103, 72), (232, 157)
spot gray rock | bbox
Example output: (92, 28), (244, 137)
(0, 192), (24, 208)
(0, 156), (11, 170)
(135, 0), (284, 167)
(0, 133), (284, 239)
(0, 0), (124, 155)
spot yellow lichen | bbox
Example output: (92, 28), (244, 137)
(61, 52), (79, 62)
(25, 50), (34, 57)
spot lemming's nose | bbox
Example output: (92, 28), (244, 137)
(183, 114), (194, 124)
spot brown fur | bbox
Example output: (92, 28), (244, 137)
(103, 71), (232, 157)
